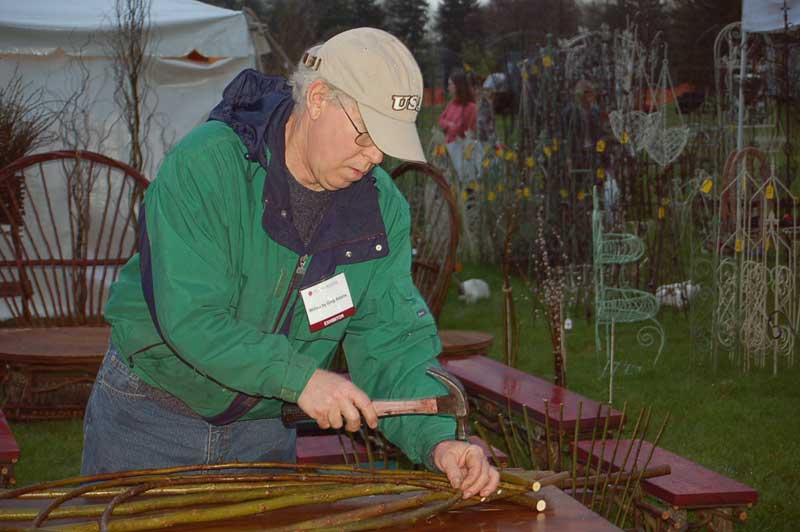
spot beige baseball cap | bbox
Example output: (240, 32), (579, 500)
(302, 27), (426, 163)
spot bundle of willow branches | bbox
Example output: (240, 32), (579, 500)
(0, 462), (559, 532)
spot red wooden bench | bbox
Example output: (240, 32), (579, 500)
(296, 434), (507, 467)
(0, 410), (20, 487)
(440, 355), (623, 436)
(575, 439), (757, 529)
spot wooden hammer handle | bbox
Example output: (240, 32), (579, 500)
(281, 398), (439, 425)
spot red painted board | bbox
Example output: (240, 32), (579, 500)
(575, 440), (758, 508)
(441, 356), (623, 433)
(0, 410), (19, 462)
(296, 434), (368, 465)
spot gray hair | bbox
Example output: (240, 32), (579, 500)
(289, 45), (354, 112)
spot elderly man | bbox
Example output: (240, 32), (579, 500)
(82, 28), (499, 499)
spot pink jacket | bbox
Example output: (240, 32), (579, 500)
(438, 100), (477, 143)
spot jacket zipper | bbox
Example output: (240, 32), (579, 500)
(270, 254), (308, 333)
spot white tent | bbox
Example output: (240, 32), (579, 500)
(0, 0), (257, 178)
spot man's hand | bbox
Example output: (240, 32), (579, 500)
(296, 369), (378, 432)
(432, 440), (500, 499)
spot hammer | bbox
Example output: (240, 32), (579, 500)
(281, 367), (469, 441)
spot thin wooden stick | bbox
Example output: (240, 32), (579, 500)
(615, 407), (652, 525)
(605, 406), (645, 518)
(590, 404), (613, 510)
(570, 401), (582, 497)
(582, 403), (603, 505)
(522, 405), (538, 469)
(336, 430), (350, 465)
(543, 399), (552, 471)
(557, 403), (565, 472)
(314, 493), (463, 532)
(599, 401), (627, 514)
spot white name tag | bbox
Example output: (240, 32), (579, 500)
(300, 273), (355, 332)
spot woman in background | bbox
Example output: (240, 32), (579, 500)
(438, 68), (476, 142)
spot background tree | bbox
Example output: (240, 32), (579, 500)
(383, 0), (430, 57)
(435, 0), (482, 58)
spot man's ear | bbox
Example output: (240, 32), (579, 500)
(306, 80), (328, 120)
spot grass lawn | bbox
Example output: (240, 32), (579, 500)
(7, 261), (800, 531)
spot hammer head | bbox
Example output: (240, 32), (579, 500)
(427, 366), (469, 441)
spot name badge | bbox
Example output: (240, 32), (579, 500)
(300, 273), (355, 332)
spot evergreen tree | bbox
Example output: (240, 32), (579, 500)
(350, 0), (385, 29)
(383, 0), (430, 56)
(435, 0), (482, 57)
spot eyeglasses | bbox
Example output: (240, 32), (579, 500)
(335, 95), (375, 148)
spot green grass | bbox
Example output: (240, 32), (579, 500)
(441, 263), (800, 532)
(7, 262), (800, 530)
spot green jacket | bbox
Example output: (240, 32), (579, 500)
(105, 100), (455, 468)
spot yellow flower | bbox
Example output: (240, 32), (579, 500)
(560, 188), (568, 198)
(495, 147), (505, 158)
(483, 145), (491, 154)
(660, 197), (671, 206)
(464, 63), (472, 72)
(468, 180), (478, 191)
(543, 55), (553, 68)
(766, 237), (772, 251)
(505, 151), (515, 161)
(487, 191), (496, 202)
(766, 184), (775, 200)
(596, 139), (606, 153)
(464, 143), (474, 160)
(461, 190), (469, 201)
(497, 184), (505, 192)
(434, 144), (446, 157)
(701, 179), (713, 194)
(543, 146), (552, 158)
(532, 65), (540, 76)
(620, 131), (630, 144)
(578, 191), (586, 201)
(552, 138), (559, 151)
(526, 156), (535, 168)
(523, 187), (531, 198)
(482, 158), (490, 169)
(596, 167), (605, 179)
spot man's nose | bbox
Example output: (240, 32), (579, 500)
(364, 145), (384, 165)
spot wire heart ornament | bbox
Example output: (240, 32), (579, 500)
(644, 125), (691, 167)
(609, 110), (658, 152)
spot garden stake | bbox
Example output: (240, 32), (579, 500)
(598, 401), (627, 513)
(522, 405), (538, 469)
(557, 403), (565, 472)
(497, 412), (522, 466)
(359, 427), (375, 469)
(336, 430), (350, 465)
(605, 406), (646, 519)
(615, 407), (653, 525)
(582, 403), (603, 506)
(543, 399), (553, 470)
(570, 401), (582, 497)
(347, 431), (360, 466)
(590, 404), (613, 510)
(472, 420), (502, 469)
(506, 400), (530, 467)
(619, 411), (671, 526)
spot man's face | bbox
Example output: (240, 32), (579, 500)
(305, 97), (384, 191)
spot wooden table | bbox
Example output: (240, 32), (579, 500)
(0, 326), (107, 420)
(0, 409), (19, 487)
(0, 486), (622, 531)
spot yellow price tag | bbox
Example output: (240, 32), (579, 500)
(482, 158), (490, 169)
(552, 138), (559, 151)
(735, 239), (743, 253)
(464, 143), (474, 160)
(523, 187), (531, 198)
(543, 55), (553, 68)
(578, 191), (586, 201)
(596, 167), (605, 179)
(701, 179), (713, 194)
(487, 191), (496, 202)
(544, 147), (552, 158)
(658, 206), (666, 220)
(560, 189), (568, 198)
(497, 184), (505, 192)
(596, 139), (606, 153)
(526, 156), (535, 168)
(766, 184), (775, 200)
(620, 131), (630, 144)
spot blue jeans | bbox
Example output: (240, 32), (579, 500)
(81, 344), (296, 475)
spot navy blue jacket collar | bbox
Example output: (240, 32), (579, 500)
(207, 69), (389, 273)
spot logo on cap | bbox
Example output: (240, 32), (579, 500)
(391, 95), (421, 112)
